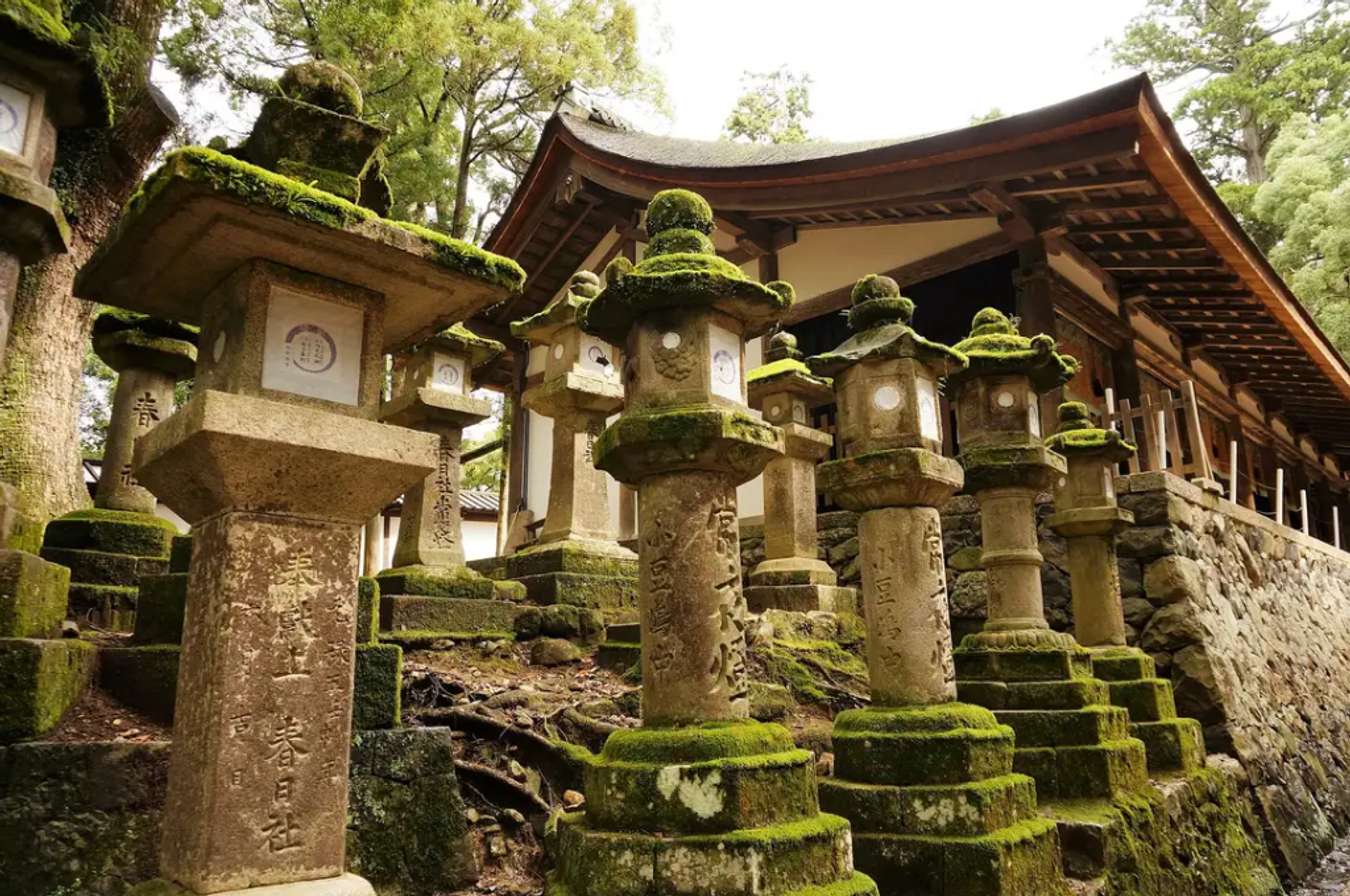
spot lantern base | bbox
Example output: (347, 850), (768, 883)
(548, 720), (877, 896)
(821, 703), (1066, 896)
(1090, 647), (1205, 775)
(954, 643), (1150, 800)
(745, 583), (858, 615)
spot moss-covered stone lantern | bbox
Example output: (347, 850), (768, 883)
(481, 269), (637, 615)
(77, 61), (524, 896)
(1045, 401), (1205, 775)
(376, 323), (524, 640)
(744, 330), (853, 613)
(556, 189), (876, 896)
(40, 311), (193, 630)
(948, 309), (1148, 802)
(810, 275), (1065, 895)
(0, 0), (109, 353)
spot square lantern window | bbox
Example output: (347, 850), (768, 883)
(0, 78), (34, 159)
(916, 375), (942, 444)
(430, 351), (467, 394)
(708, 322), (742, 403)
(260, 285), (364, 406)
(630, 308), (749, 412)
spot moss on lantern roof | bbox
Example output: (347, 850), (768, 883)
(115, 147), (525, 292)
(579, 188), (792, 345)
(511, 270), (599, 341)
(0, 0), (112, 127)
(428, 322), (505, 369)
(1044, 400), (1136, 459)
(2, 0), (69, 42)
(92, 309), (199, 344)
(278, 60), (363, 116)
(807, 274), (966, 377)
(946, 307), (1079, 394)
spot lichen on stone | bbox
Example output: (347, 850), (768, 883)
(945, 307), (1079, 394)
(1044, 401), (1136, 459)
(808, 274), (966, 378)
(277, 59), (363, 116)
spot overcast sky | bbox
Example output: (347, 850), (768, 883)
(623, 0), (1162, 140)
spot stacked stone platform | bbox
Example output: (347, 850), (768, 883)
(377, 564), (523, 643)
(1090, 647), (1204, 775)
(594, 621), (640, 673)
(473, 539), (638, 619)
(550, 721), (876, 896)
(43, 508), (177, 631)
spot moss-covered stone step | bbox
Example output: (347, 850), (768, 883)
(607, 622), (640, 642)
(353, 642), (401, 731)
(0, 550), (70, 639)
(586, 747), (818, 834)
(745, 584), (859, 615)
(41, 509), (176, 557)
(40, 546), (167, 587)
(169, 534), (193, 572)
(849, 816), (1064, 896)
(356, 576), (378, 645)
(1088, 648), (1155, 682)
(379, 594), (517, 636)
(1013, 739), (1149, 800)
(832, 706), (1016, 787)
(994, 706), (1131, 748)
(1107, 679), (1176, 723)
(595, 640), (639, 673)
(0, 638), (97, 741)
(547, 872), (880, 896)
(99, 644), (179, 724)
(518, 572), (638, 614)
(819, 773), (1039, 838)
(1130, 718), (1205, 775)
(132, 573), (186, 645)
(958, 677), (1110, 711)
(953, 645), (1094, 683)
(552, 812), (858, 896)
(67, 583), (138, 631)
(376, 564), (499, 600)
(501, 541), (639, 580)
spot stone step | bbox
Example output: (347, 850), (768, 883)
(42, 510), (176, 557)
(0, 638), (97, 741)
(517, 571), (637, 612)
(819, 773), (1038, 837)
(41, 546), (166, 588)
(1089, 649), (1155, 682)
(958, 676), (1110, 711)
(67, 583), (138, 632)
(954, 644), (1095, 682)
(379, 595), (517, 639)
(606, 622), (640, 642)
(0, 550), (70, 639)
(1107, 678), (1177, 722)
(1040, 799), (1120, 881)
(98, 644), (179, 724)
(553, 812), (857, 896)
(375, 566), (498, 601)
(745, 583), (858, 615)
(132, 573), (187, 645)
(833, 725), (1015, 787)
(994, 706), (1131, 748)
(1131, 718), (1206, 774)
(850, 816), (1062, 896)
(1013, 738), (1149, 800)
(595, 640), (640, 674)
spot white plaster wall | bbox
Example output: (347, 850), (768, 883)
(462, 518), (498, 561)
(737, 335), (766, 519)
(1048, 247), (1116, 313)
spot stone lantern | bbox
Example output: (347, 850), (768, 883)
(555, 189), (876, 896)
(0, 0), (108, 350)
(481, 269), (636, 614)
(41, 311), (194, 630)
(77, 61), (524, 896)
(377, 323), (523, 638)
(1045, 401), (1204, 775)
(810, 275), (1064, 895)
(948, 309), (1148, 802)
(744, 330), (853, 614)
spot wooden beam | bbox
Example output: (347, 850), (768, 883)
(1044, 234), (1120, 300)
(1056, 196), (1174, 215)
(1098, 258), (1227, 271)
(1082, 239), (1212, 254)
(1116, 271), (1241, 285)
(1007, 170), (1153, 197)
(1122, 289), (1254, 302)
(1064, 219), (1193, 237)
(782, 230), (1014, 325)
(970, 182), (1035, 242)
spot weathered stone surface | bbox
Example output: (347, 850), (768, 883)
(1143, 555), (1204, 605)
(0, 637), (96, 741)
(100, 645), (180, 724)
(1139, 602), (1207, 653)
(348, 728), (478, 894)
(531, 637), (582, 666)
(0, 549), (69, 638)
(353, 643), (401, 730)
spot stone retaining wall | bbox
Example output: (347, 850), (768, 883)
(740, 471), (1350, 879)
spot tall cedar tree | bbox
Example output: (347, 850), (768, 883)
(0, 0), (176, 517)
(161, 0), (662, 240)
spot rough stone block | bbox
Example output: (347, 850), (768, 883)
(41, 546), (165, 587)
(0, 638), (96, 741)
(67, 582), (138, 631)
(0, 550), (70, 638)
(169, 534), (193, 572)
(1027, 739), (1148, 800)
(1116, 525), (1180, 560)
(1142, 555), (1204, 605)
(132, 573), (187, 644)
(850, 817), (1062, 896)
(953, 645), (1092, 683)
(356, 575), (378, 644)
(376, 564), (497, 600)
(994, 706), (1130, 748)
(819, 773), (1037, 837)
(1130, 718), (1205, 774)
(41, 509), (176, 557)
(504, 542), (639, 580)
(380, 594), (516, 638)
(833, 718), (1016, 787)
(348, 727), (479, 893)
(595, 640), (639, 673)
(99, 645), (180, 724)
(1107, 679), (1176, 722)
(745, 583), (858, 615)
(353, 642), (401, 730)
(959, 678), (1110, 711)
(1090, 649), (1155, 682)
(515, 570), (638, 614)
(1139, 603), (1206, 652)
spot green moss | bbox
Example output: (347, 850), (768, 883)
(645, 188), (714, 235)
(593, 405), (783, 484)
(746, 356), (829, 386)
(113, 148), (524, 292)
(356, 576), (379, 644)
(0, 551), (69, 639)
(512, 270), (600, 339)
(1, 0), (70, 42)
(0, 638), (96, 741)
(43, 508), (176, 557)
(834, 703), (1001, 735)
(946, 307), (1079, 394)
(376, 563), (498, 599)
(91, 309), (198, 342)
(759, 637), (868, 707)
(600, 719), (796, 763)
(98, 644), (179, 724)
(648, 227), (715, 256)
(425, 322), (505, 368)
(353, 642), (402, 730)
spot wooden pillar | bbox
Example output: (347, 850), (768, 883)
(501, 350), (530, 554)
(1014, 244), (1061, 433)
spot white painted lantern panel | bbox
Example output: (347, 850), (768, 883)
(580, 334), (617, 379)
(431, 351), (466, 394)
(0, 81), (33, 158)
(261, 286), (363, 405)
(916, 377), (941, 442)
(709, 324), (741, 401)
(1027, 392), (1041, 437)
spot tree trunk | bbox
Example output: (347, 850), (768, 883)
(0, 0), (175, 519)
(450, 116), (475, 240)
(1241, 111), (1269, 184)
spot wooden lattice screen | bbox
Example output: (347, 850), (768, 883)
(1102, 381), (1213, 482)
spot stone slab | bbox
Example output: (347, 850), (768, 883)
(41, 545), (166, 586)
(0, 638), (96, 741)
(745, 583), (858, 614)
(352, 643), (400, 730)
(43, 509), (177, 556)
(0, 548), (69, 638)
(133, 573), (188, 645)
(99, 645), (180, 724)
(375, 564), (497, 600)
(67, 582), (138, 631)
(132, 874), (374, 896)
(517, 570), (637, 612)
(379, 594), (517, 637)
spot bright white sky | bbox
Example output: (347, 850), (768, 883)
(623, 0), (1168, 140)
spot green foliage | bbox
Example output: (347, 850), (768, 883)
(1249, 114), (1350, 354)
(969, 107), (1005, 125)
(79, 347), (113, 455)
(1106, 0), (1350, 184)
(722, 66), (813, 145)
(160, 0), (663, 239)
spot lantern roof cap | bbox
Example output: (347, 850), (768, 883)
(579, 188), (792, 344)
(1043, 401), (1135, 460)
(420, 322), (505, 370)
(806, 274), (965, 378)
(511, 270), (599, 343)
(946, 307), (1078, 394)
(0, 0), (112, 127)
